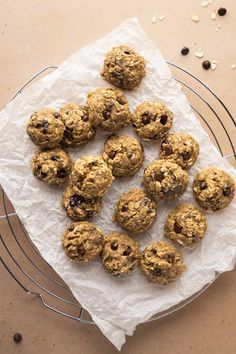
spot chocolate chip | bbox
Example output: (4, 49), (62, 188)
(57, 169), (67, 178)
(121, 204), (128, 212)
(163, 145), (173, 156)
(181, 46), (189, 56)
(200, 181), (207, 190)
(160, 115), (168, 125)
(102, 110), (111, 120)
(218, 7), (227, 16)
(123, 246), (132, 256)
(167, 254), (175, 263)
(70, 195), (85, 207)
(53, 112), (60, 118)
(41, 172), (47, 178)
(124, 50), (131, 55)
(77, 245), (85, 257)
(202, 60), (211, 70)
(51, 156), (60, 161)
(174, 222), (182, 233)
(77, 174), (84, 182)
(154, 171), (164, 182)
(223, 187), (231, 197)
(86, 210), (94, 218)
(151, 249), (157, 255)
(108, 150), (116, 159)
(81, 114), (88, 122)
(182, 151), (191, 160)
(111, 241), (118, 250)
(64, 128), (73, 139)
(13, 333), (22, 343)
(141, 114), (150, 125)
(89, 161), (98, 167)
(116, 96), (126, 105)
(153, 268), (162, 276)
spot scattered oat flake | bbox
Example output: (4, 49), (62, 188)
(201, 1), (208, 7)
(230, 64), (236, 69)
(159, 15), (166, 21)
(191, 14), (200, 22)
(211, 11), (216, 20)
(212, 59), (218, 65)
(195, 49), (204, 58)
(151, 16), (157, 23)
(211, 62), (217, 70)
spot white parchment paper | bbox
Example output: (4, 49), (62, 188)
(0, 18), (236, 350)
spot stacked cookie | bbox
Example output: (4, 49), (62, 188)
(26, 45), (235, 285)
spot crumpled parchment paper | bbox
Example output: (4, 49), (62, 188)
(0, 18), (236, 350)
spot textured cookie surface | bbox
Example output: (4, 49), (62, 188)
(102, 134), (144, 177)
(101, 45), (145, 90)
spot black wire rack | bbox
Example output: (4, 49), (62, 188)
(0, 63), (235, 325)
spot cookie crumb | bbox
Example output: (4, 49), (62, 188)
(230, 64), (236, 69)
(151, 16), (157, 23)
(195, 49), (204, 58)
(201, 1), (208, 7)
(159, 15), (166, 21)
(191, 14), (200, 22)
(211, 11), (217, 20)
(216, 24), (222, 31)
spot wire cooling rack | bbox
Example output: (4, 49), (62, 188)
(0, 63), (235, 325)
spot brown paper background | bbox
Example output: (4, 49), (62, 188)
(0, 0), (236, 353)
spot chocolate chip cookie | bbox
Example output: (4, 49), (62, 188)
(132, 101), (173, 141)
(139, 241), (186, 284)
(113, 188), (157, 233)
(142, 160), (189, 200)
(165, 203), (207, 246)
(70, 156), (114, 198)
(193, 167), (235, 211)
(101, 45), (146, 90)
(102, 134), (144, 177)
(101, 232), (140, 276)
(59, 103), (96, 148)
(61, 185), (103, 220)
(26, 108), (65, 148)
(62, 221), (104, 262)
(32, 147), (71, 185)
(159, 132), (199, 169)
(86, 88), (131, 131)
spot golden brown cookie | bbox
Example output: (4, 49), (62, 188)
(142, 160), (189, 200)
(86, 88), (131, 131)
(164, 203), (207, 246)
(139, 241), (186, 284)
(61, 185), (103, 221)
(101, 232), (140, 276)
(101, 45), (145, 90)
(102, 134), (144, 177)
(32, 147), (71, 185)
(62, 221), (104, 262)
(70, 156), (114, 198)
(132, 102), (173, 141)
(114, 188), (157, 233)
(26, 108), (65, 148)
(159, 132), (199, 170)
(59, 103), (96, 148)
(193, 167), (235, 211)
